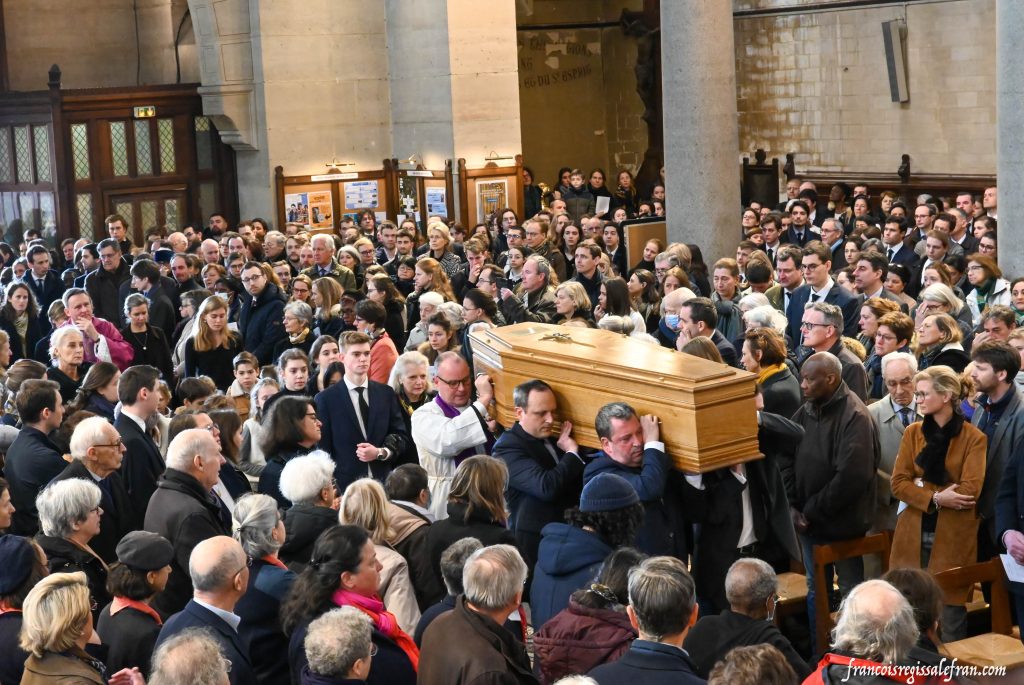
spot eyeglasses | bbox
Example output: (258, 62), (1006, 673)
(305, 412), (322, 423)
(799, 321), (831, 330)
(435, 375), (471, 388)
(94, 438), (123, 448)
(201, 424), (220, 434)
(875, 333), (898, 342)
(966, 265), (984, 272)
(241, 275), (263, 284)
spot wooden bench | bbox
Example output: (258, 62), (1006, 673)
(812, 531), (892, 652)
(934, 559), (1024, 670)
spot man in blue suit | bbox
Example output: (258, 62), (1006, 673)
(785, 240), (860, 344)
(156, 536), (255, 685)
(782, 200), (815, 247)
(23, 244), (64, 327)
(316, 330), (410, 492)
(589, 556), (703, 685)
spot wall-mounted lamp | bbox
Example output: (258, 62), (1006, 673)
(485, 150), (513, 162)
(324, 158), (356, 174)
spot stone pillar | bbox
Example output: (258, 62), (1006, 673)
(997, 0), (1024, 279)
(387, 0), (521, 218)
(660, 0), (740, 259)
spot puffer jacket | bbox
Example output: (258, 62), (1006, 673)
(533, 598), (635, 685)
(560, 185), (596, 225)
(280, 504), (338, 573)
(529, 522), (613, 629)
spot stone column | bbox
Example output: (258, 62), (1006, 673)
(997, 0), (1024, 279)
(660, 0), (740, 260)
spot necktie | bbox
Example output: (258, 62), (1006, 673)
(766, 248), (774, 264)
(899, 407), (912, 427)
(355, 387), (370, 438)
(36, 278), (43, 290)
(887, 248), (895, 263)
(810, 292), (820, 303)
(320, 267), (329, 277)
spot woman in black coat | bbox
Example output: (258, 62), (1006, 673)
(366, 274), (408, 351)
(120, 293), (174, 383)
(425, 456), (518, 577)
(257, 396), (321, 509)
(96, 531), (174, 678)
(740, 327), (802, 418)
(916, 313), (970, 374)
(276, 452), (339, 573)
(184, 295), (242, 390)
(0, 281), (41, 363)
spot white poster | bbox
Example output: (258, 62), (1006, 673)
(426, 187), (447, 218)
(344, 180), (379, 209)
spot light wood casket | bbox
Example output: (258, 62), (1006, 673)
(469, 322), (762, 473)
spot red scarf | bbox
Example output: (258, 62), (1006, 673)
(332, 589), (419, 671)
(109, 597), (162, 625)
(0, 600), (21, 617)
(260, 555), (288, 570)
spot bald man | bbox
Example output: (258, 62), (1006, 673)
(145, 429), (228, 617)
(786, 352), (879, 653)
(200, 238), (221, 265)
(155, 536), (254, 685)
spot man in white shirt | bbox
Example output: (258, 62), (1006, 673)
(411, 351), (494, 520)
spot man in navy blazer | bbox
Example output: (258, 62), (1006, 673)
(115, 365), (166, 519)
(785, 241), (859, 343)
(589, 556), (703, 685)
(781, 200), (816, 247)
(4, 379), (65, 536)
(23, 244), (64, 328)
(492, 379), (586, 571)
(316, 331), (410, 492)
(156, 536), (255, 685)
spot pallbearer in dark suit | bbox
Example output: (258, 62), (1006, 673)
(50, 416), (136, 563)
(315, 331), (410, 493)
(492, 379), (586, 572)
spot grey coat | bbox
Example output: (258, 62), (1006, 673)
(867, 395), (919, 532)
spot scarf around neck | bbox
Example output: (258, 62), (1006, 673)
(332, 588), (419, 670)
(915, 412), (962, 485)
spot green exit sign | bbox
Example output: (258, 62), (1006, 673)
(133, 106), (156, 118)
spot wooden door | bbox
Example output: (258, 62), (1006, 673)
(107, 187), (188, 246)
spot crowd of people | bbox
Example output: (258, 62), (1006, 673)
(0, 169), (1020, 685)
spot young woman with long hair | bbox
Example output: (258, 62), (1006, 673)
(183, 295), (242, 390)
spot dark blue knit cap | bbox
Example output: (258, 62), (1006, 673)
(580, 473), (640, 512)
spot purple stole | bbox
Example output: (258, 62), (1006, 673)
(433, 395), (494, 465)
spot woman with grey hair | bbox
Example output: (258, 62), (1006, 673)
(275, 300), (316, 360)
(303, 606), (375, 683)
(233, 493), (297, 685)
(742, 304), (788, 335)
(46, 325), (89, 405)
(240, 376), (281, 467)
(34, 478), (110, 618)
(278, 451), (338, 572)
(387, 351), (434, 464)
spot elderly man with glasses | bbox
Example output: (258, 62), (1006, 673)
(51, 416), (134, 563)
(411, 351), (496, 520)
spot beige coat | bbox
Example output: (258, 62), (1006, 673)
(375, 543), (422, 636)
(890, 421), (987, 604)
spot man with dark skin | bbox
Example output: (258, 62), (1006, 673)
(786, 351), (879, 653)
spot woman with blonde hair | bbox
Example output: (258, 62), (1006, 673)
(311, 276), (345, 338)
(20, 572), (137, 684)
(423, 222), (462, 279)
(916, 313), (969, 373)
(424, 455), (517, 579)
(554, 281), (593, 325)
(890, 365), (986, 641)
(184, 295), (242, 390)
(339, 478), (421, 636)
(201, 262), (227, 290)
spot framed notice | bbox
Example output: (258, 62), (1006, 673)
(307, 189), (333, 228)
(344, 180), (379, 209)
(476, 180), (508, 222)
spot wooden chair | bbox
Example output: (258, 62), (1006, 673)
(934, 559), (1024, 670)
(812, 531), (892, 652)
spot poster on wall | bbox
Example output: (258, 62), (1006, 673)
(398, 176), (420, 225)
(476, 180), (507, 221)
(426, 187), (447, 218)
(285, 192), (309, 224)
(345, 180), (379, 209)
(308, 189), (333, 228)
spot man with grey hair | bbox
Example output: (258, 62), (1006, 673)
(584, 401), (676, 556)
(868, 352), (920, 536)
(303, 606), (374, 682)
(149, 627), (230, 685)
(155, 536), (254, 685)
(798, 301), (868, 400)
(500, 254), (557, 324)
(145, 428), (228, 618)
(414, 536), (483, 644)
(419, 544), (535, 685)
(787, 352), (879, 654)
(589, 556), (702, 684)
(684, 558), (809, 680)
(302, 233), (356, 290)
(50, 415), (134, 562)
(811, 579), (919, 682)
(262, 230), (288, 261)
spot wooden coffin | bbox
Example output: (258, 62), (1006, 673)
(469, 322), (762, 473)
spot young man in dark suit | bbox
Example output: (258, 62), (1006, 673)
(315, 330), (410, 493)
(115, 365), (165, 519)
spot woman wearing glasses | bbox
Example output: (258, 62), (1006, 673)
(890, 365), (986, 642)
(258, 396), (322, 510)
(33, 478), (110, 621)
